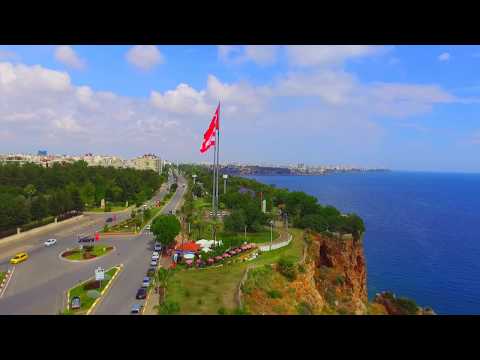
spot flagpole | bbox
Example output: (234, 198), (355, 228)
(215, 105), (220, 219)
(212, 135), (217, 217)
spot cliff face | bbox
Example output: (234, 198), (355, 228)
(308, 233), (368, 314)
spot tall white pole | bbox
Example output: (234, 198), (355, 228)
(215, 122), (220, 217)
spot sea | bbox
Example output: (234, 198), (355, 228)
(249, 171), (480, 315)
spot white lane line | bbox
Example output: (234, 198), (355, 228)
(0, 267), (15, 299)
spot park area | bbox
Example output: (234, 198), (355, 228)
(102, 206), (162, 234)
(164, 228), (304, 314)
(61, 245), (114, 261)
(63, 266), (120, 315)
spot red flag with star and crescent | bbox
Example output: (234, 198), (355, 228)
(200, 104), (220, 153)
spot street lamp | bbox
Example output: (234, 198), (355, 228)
(270, 220), (274, 251)
(244, 225), (247, 243)
(223, 174), (228, 194)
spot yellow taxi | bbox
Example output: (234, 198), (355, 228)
(10, 252), (29, 265)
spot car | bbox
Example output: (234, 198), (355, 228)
(150, 259), (158, 267)
(146, 267), (156, 277)
(151, 252), (159, 261)
(78, 236), (94, 243)
(142, 277), (150, 288)
(136, 288), (147, 300)
(70, 296), (81, 310)
(44, 238), (57, 247)
(10, 252), (29, 265)
(106, 217), (113, 223)
(145, 224), (151, 231)
(131, 303), (143, 314)
(154, 243), (162, 252)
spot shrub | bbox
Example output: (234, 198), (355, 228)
(335, 275), (345, 286)
(298, 264), (306, 273)
(232, 307), (249, 315)
(267, 290), (282, 299)
(395, 297), (419, 315)
(83, 252), (96, 259)
(297, 302), (313, 315)
(62, 250), (79, 257)
(84, 280), (101, 290)
(277, 257), (297, 281)
(185, 290), (191, 298)
(217, 307), (227, 315)
(197, 299), (203, 305)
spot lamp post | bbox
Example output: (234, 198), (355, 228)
(223, 174), (228, 194)
(270, 220), (274, 251)
(244, 225), (247, 243)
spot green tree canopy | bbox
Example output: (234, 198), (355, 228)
(151, 214), (181, 247)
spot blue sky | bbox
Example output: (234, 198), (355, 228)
(0, 45), (479, 172)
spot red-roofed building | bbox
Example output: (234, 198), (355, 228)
(175, 242), (201, 253)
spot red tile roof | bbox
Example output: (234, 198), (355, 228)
(175, 242), (200, 252)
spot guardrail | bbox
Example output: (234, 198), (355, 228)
(258, 234), (293, 252)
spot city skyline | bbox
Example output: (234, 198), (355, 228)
(1, 45), (480, 172)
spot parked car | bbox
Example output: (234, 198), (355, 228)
(154, 243), (162, 252)
(44, 238), (57, 247)
(71, 296), (81, 310)
(106, 217), (113, 223)
(78, 236), (94, 243)
(151, 252), (159, 261)
(145, 224), (151, 231)
(142, 277), (150, 288)
(150, 259), (158, 267)
(136, 288), (147, 299)
(10, 252), (29, 265)
(146, 267), (156, 277)
(131, 303), (143, 314)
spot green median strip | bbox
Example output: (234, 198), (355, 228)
(61, 265), (121, 315)
(0, 272), (6, 284)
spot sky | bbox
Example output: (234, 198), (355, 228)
(0, 45), (479, 172)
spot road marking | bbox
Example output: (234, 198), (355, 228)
(0, 267), (15, 299)
(87, 264), (124, 315)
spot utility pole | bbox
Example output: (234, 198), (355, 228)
(223, 174), (228, 194)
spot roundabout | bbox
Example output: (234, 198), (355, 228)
(60, 244), (115, 262)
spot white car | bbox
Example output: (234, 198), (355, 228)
(44, 238), (57, 247)
(150, 259), (158, 267)
(145, 224), (151, 231)
(152, 252), (159, 261)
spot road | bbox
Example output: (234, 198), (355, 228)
(94, 173), (187, 315)
(0, 172), (186, 315)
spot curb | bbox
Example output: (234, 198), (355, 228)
(87, 264), (124, 315)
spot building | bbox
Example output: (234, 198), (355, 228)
(131, 154), (162, 173)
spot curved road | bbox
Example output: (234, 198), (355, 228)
(0, 173), (186, 315)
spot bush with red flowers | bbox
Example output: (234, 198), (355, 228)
(83, 280), (101, 290)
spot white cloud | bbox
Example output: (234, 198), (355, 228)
(0, 59), (462, 164)
(438, 52), (451, 62)
(218, 45), (279, 65)
(54, 46), (86, 69)
(285, 45), (387, 67)
(126, 45), (164, 70)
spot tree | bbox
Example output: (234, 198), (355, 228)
(151, 215), (181, 247)
(224, 209), (247, 233)
(30, 195), (48, 221)
(191, 183), (203, 197)
(70, 189), (84, 211)
(24, 184), (37, 200)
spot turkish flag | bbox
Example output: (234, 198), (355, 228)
(95, 232), (100, 241)
(200, 104), (220, 154)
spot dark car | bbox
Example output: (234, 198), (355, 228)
(136, 288), (147, 300)
(78, 236), (94, 243)
(71, 296), (81, 310)
(146, 267), (156, 277)
(106, 217), (113, 223)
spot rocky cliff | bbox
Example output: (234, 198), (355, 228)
(242, 230), (433, 315)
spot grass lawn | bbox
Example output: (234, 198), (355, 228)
(62, 245), (114, 261)
(219, 229), (280, 244)
(0, 272), (6, 284)
(165, 228), (304, 314)
(63, 267), (119, 315)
